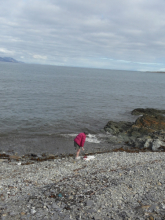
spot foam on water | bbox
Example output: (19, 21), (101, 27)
(61, 134), (77, 138)
(86, 134), (100, 143)
(61, 133), (101, 143)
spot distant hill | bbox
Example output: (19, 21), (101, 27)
(0, 57), (20, 63)
(146, 71), (165, 73)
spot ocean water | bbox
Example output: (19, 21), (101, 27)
(0, 62), (165, 155)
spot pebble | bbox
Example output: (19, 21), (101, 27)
(0, 152), (165, 219)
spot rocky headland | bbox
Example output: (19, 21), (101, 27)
(104, 108), (165, 152)
(0, 57), (20, 63)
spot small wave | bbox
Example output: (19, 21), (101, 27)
(60, 133), (100, 143)
(61, 134), (78, 138)
(86, 134), (100, 143)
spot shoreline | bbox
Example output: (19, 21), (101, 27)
(1, 143), (164, 164)
(0, 108), (165, 159)
(0, 151), (165, 219)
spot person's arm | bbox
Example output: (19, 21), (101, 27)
(81, 134), (86, 147)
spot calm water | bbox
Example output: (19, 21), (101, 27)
(0, 62), (165, 135)
(0, 62), (165, 154)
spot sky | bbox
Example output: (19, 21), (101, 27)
(1, 0), (165, 71)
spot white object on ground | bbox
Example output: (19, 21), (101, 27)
(83, 155), (95, 161)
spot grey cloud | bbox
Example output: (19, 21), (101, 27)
(0, 0), (165, 70)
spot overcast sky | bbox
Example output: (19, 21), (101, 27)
(1, 0), (165, 71)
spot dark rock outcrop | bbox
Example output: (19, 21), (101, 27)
(131, 108), (165, 116)
(129, 114), (165, 135)
(104, 121), (133, 136)
(104, 108), (165, 151)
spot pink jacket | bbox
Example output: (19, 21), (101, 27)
(74, 133), (86, 147)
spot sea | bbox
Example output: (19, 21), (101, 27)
(0, 62), (165, 155)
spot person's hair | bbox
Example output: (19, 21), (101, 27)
(84, 132), (88, 135)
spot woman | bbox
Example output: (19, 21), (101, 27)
(74, 132), (88, 159)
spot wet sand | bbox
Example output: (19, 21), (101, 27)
(0, 134), (121, 157)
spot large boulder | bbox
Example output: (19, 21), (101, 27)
(104, 121), (133, 135)
(129, 114), (165, 135)
(143, 138), (165, 151)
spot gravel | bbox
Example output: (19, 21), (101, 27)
(0, 152), (165, 219)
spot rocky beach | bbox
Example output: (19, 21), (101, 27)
(0, 152), (165, 220)
(0, 108), (165, 219)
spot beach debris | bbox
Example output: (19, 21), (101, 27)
(58, 193), (63, 198)
(83, 155), (95, 161)
(9, 155), (21, 160)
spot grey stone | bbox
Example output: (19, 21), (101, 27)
(43, 216), (49, 220)
(87, 208), (95, 213)
(31, 208), (36, 214)
(9, 211), (17, 216)
(93, 214), (101, 220)
(24, 214), (31, 220)
(148, 204), (158, 212)
(63, 215), (71, 220)
(134, 206), (144, 215)
(60, 202), (66, 209)
(52, 203), (60, 209)
(86, 200), (94, 206)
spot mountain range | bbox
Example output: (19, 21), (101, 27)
(0, 57), (20, 63)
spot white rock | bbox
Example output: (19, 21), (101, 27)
(31, 208), (36, 214)
(152, 139), (163, 151)
(144, 139), (152, 149)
